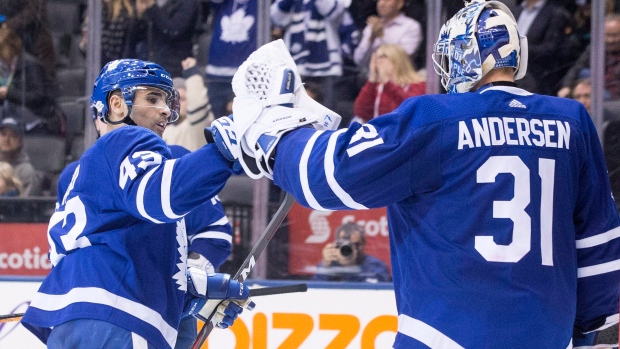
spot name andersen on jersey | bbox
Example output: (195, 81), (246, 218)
(458, 117), (571, 150)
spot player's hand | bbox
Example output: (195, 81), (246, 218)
(229, 40), (342, 179)
(211, 297), (255, 329)
(185, 272), (254, 322)
(182, 57), (197, 70)
(0, 86), (8, 99)
(207, 115), (243, 173)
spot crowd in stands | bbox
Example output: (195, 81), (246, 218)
(0, 0), (618, 200)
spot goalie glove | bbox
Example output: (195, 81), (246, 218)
(231, 39), (342, 131)
(234, 99), (319, 179)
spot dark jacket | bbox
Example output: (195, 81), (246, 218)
(134, 0), (199, 77)
(514, 2), (572, 95)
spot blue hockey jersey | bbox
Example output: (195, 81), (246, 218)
(22, 127), (235, 349)
(273, 85), (620, 348)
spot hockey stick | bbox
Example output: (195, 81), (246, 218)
(0, 283), (307, 324)
(0, 313), (23, 323)
(190, 192), (296, 349)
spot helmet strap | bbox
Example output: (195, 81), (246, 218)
(103, 106), (136, 126)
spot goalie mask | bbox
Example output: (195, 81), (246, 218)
(432, 0), (528, 94)
(90, 59), (180, 124)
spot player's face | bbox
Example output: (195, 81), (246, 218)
(130, 86), (172, 137)
(0, 127), (22, 157)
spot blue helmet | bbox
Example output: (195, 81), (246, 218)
(90, 59), (180, 124)
(432, 0), (528, 93)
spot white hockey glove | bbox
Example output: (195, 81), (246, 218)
(234, 98), (319, 179)
(227, 39), (342, 179)
(231, 39), (342, 131)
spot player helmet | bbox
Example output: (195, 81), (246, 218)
(432, 0), (528, 93)
(90, 59), (180, 124)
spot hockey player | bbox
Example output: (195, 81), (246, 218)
(21, 59), (251, 349)
(211, 1), (620, 348)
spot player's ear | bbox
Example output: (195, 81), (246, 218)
(108, 94), (128, 122)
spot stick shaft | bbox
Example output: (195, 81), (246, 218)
(190, 193), (295, 349)
(0, 313), (23, 323)
(249, 283), (308, 297)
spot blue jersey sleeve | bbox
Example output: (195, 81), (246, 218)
(573, 109), (620, 333)
(100, 127), (234, 223)
(185, 196), (232, 269)
(273, 99), (440, 210)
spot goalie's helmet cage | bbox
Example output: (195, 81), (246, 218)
(432, 0), (528, 93)
(90, 59), (180, 123)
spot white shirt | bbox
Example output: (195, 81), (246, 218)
(517, 0), (546, 36)
(353, 13), (422, 68)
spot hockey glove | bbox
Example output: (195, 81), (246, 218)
(185, 268), (254, 328)
(207, 116), (243, 174)
(231, 39), (342, 131)
(234, 99), (319, 179)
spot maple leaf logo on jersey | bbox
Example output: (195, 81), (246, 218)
(174, 218), (188, 291)
(220, 9), (255, 44)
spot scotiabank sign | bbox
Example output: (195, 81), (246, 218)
(0, 223), (51, 276)
(287, 203), (390, 275)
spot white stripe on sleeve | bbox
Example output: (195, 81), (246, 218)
(325, 130), (368, 210)
(576, 226), (620, 249)
(398, 314), (465, 349)
(161, 159), (184, 220)
(137, 166), (163, 223)
(578, 259), (620, 278)
(300, 130), (328, 211)
(190, 231), (233, 244)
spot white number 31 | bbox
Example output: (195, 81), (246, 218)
(475, 156), (555, 266)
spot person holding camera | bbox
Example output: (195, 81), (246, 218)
(312, 222), (391, 282)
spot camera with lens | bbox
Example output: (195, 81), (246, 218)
(335, 239), (354, 258)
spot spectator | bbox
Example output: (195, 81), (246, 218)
(0, 161), (22, 197)
(134, 0), (199, 77)
(572, 78), (592, 113)
(353, 44), (425, 123)
(0, 26), (62, 135)
(205, 0), (257, 119)
(312, 222), (391, 282)
(79, 0), (138, 66)
(163, 57), (215, 151)
(0, 0), (56, 92)
(271, 0), (351, 109)
(0, 117), (41, 196)
(557, 14), (620, 99)
(514, 0), (573, 95)
(352, 0), (421, 70)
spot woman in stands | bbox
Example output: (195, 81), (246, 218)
(0, 161), (23, 197)
(0, 27), (60, 135)
(353, 44), (426, 123)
